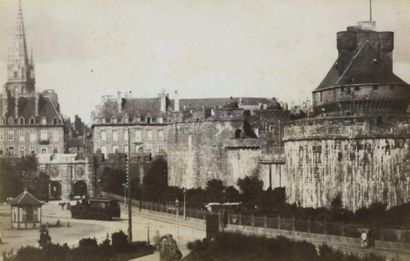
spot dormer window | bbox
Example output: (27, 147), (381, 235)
(29, 117), (35, 124)
(19, 117), (25, 125)
(112, 118), (117, 124)
(41, 117), (47, 125)
(53, 118), (58, 124)
(102, 118), (106, 124)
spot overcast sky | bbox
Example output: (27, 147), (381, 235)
(1, 0), (410, 122)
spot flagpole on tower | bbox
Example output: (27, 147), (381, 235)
(369, 0), (373, 22)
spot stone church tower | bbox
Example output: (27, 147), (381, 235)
(6, 1), (36, 97)
(0, 1), (64, 157)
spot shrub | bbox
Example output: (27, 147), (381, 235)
(344, 225), (361, 238)
(78, 237), (98, 248)
(111, 231), (129, 251)
(381, 229), (398, 242)
(401, 231), (410, 243)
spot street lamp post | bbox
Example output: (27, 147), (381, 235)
(175, 198), (179, 243)
(183, 188), (186, 220)
(126, 127), (132, 242)
(122, 183), (127, 208)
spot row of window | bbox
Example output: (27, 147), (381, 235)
(100, 129), (164, 142)
(96, 143), (165, 155)
(0, 129), (59, 142)
(0, 145), (59, 156)
(0, 117), (61, 125)
(95, 116), (164, 125)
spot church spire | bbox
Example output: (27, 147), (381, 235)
(6, 0), (35, 93)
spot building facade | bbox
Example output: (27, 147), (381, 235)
(37, 154), (91, 200)
(0, 3), (89, 201)
(91, 90), (288, 189)
(0, 3), (64, 157)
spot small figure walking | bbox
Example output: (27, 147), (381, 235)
(38, 225), (51, 248)
(157, 234), (182, 261)
(360, 231), (368, 248)
(367, 228), (374, 248)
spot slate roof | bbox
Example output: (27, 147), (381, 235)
(11, 190), (43, 207)
(315, 41), (408, 91)
(96, 96), (281, 120)
(0, 93), (62, 123)
(176, 97), (280, 109)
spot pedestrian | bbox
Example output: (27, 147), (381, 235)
(367, 229), (374, 248)
(158, 234), (182, 261)
(360, 231), (368, 248)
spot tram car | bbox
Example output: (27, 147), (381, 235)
(70, 198), (120, 220)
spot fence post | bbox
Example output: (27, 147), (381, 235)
(239, 213), (242, 226)
(264, 216), (267, 229)
(292, 217), (295, 231)
(251, 214), (255, 227)
(278, 216), (281, 230)
(323, 219), (327, 235)
(307, 219), (311, 233)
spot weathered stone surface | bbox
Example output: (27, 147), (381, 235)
(283, 116), (410, 210)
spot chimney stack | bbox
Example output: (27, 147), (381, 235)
(14, 94), (18, 119)
(34, 93), (39, 117)
(2, 95), (7, 117)
(174, 90), (180, 112)
(159, 89), (167, 113)
(117, 91), (122, 112)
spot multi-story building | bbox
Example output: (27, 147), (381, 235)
(0, 3), (64, 157)
(91, 89), (288, 189)
(91, 91), (169, 157)
(0, 3), (92, 201)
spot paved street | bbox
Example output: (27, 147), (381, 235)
(0, 201), (205, 261)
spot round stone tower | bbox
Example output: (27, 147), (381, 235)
(312, 21), (410, 117)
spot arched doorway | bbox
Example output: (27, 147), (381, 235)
(72, 181), (87, 197)
(49, 181), (61, 200)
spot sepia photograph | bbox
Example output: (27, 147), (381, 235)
(0, 0), (410, 260)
